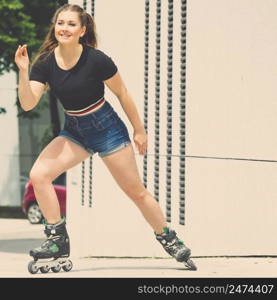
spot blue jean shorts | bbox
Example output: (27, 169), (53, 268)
(59, 101), (132, 157)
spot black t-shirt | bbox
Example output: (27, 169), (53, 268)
(29, 44), (118, 110)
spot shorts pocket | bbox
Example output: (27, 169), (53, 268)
(92, 111), (119, 132)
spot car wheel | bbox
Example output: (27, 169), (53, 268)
(27, 203), (43, 224)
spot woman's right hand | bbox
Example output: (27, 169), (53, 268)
(14, 45), (29, 71)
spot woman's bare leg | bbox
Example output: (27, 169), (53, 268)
(101, 143), (167, 234)
(29, 136), (90, 224)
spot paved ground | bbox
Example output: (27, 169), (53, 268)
(0, 218), (276, 278)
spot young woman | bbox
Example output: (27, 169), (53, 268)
(14, 4), (193, 271)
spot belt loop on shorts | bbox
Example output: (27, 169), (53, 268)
(64, 97), (106, 116)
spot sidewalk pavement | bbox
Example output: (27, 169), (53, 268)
(0, 218), (276, 278)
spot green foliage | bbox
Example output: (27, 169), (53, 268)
(0, 0), (67, 116)
(0, 0), (67, 75)
(0, 0), (36, 74)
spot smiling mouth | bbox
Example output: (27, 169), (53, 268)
(59, 33), (71, 39)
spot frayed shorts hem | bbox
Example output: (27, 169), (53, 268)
(98, 141), (131, 158)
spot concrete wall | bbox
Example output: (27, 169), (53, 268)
(0, 72), (21, 206)
(67, 0), (277, 258)
(186, 0), (277, 256)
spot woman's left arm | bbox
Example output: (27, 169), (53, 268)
(104, 72), (148, 156)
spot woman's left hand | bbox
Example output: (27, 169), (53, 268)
(133, 128), (148, 156)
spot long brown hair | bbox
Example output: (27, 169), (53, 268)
(31, 4), (98, 66)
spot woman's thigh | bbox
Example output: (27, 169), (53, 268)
(30, 136), (91, 181)
(100, 143), (146, 198)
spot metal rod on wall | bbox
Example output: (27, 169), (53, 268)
(166, 0), (174, 223)
(143, 0), (150, 188)
(179, 0), (187, 225)
(154, 0), (161, 202)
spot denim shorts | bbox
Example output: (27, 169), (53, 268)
(58, 101), (131, 157)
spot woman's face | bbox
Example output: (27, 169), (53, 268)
(55, 10), (86, 45)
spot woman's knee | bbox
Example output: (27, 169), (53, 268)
(29, 167), (53, 186)
(131, 188), (149, 203)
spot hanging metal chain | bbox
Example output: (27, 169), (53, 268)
(89, 156), (93, 207)
(143, 0), (150, 188)
(81, 161), (85, 206)
(179, 0), (187, 225)
(81, 0), (94, 208)
(154, 0), (161, 202)
(88, 0), (95, 208)
(91, 0), (95, 16)
(81, 0), (88, 209)
(166, 0), (174, 223)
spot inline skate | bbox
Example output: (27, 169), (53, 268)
(28, 218), (73, 274)
(155, 227), (197, 270)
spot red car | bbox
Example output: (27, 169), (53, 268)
(22, 173), (66, 224)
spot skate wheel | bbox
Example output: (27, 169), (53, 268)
(40, 265), (50, 273)
(184, 258), (197, 271)
(28, 261), (39, 274)
(62, 259), (73, 272)
(51, 264), (61, 273)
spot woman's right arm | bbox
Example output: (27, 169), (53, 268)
(15, 45), (45, 111)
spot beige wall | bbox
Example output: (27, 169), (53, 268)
(186, 0), (277, 255)
(187, 0), (277, 159)
(0, 72), (21, 206)
(67, 0), (277, 258)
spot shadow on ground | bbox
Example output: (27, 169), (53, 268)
(69, 265), (194, 273)
(0, 239), (44, 254)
